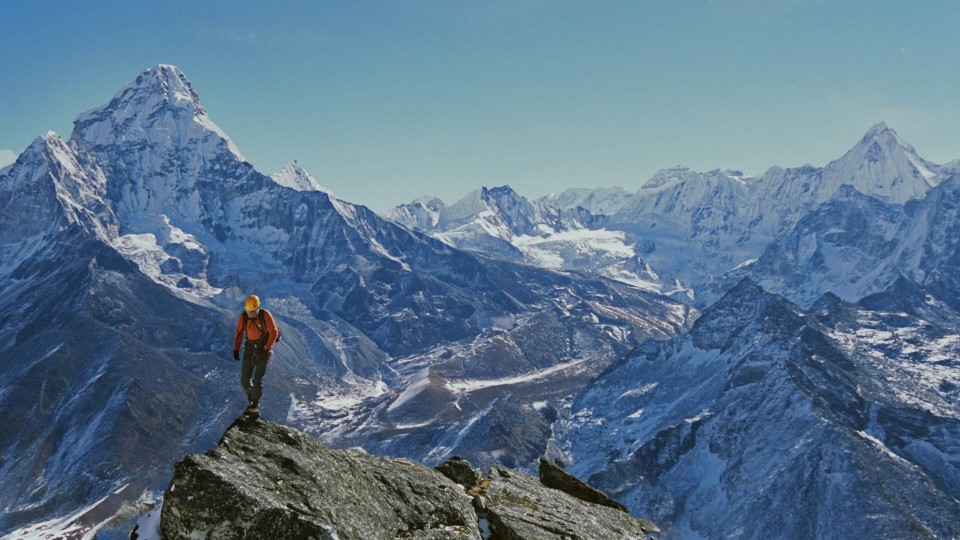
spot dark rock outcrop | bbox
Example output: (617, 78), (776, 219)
(161, 416), (480, 540)
(435, 456), (483, 489)
(160, 417), (659, 539)
(538, 457), (628, 513)
(485, 466), (659, 539)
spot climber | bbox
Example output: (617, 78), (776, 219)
(233, 294), (279, 413)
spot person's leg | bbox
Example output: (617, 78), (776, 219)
(250, 348), (269, 407)
(241, 345), (256, 403)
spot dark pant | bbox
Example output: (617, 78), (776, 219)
(241, 341), (269, 405)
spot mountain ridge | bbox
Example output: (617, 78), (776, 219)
(4, 64), (958, 539)
(387, 122), (951, 305)
(159, 415), (660, 539)
(0, 64), (694, 537)
(559, 278), (960, 538)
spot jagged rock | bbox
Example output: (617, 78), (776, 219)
(538, 457), (628, 513)
(160, 416), (480, 540)
(484, 465), (659, 539)
(436, 456), (483, 488)
(159, 417), (660, 540)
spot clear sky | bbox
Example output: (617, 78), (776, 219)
(2, 1), (959, 211)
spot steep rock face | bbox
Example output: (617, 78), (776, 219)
(0, 239), (247, 533)
(745, 176), (960, 309)
(560, 279), (960, 538)
(537, 457), (627, 513)
(72, 64), (252, 231)
(0, 134), (116, 280)
(602, 168), (762, 299)
(609, 168), (756, 251)
(161, 417), (659, 540)
(483, 465), (658, 540)
(435, 186), (567, 237)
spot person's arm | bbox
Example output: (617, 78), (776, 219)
(263, 310), (279, 352)
(233, 314), (245, 353)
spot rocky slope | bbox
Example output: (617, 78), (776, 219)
(559, 279), (960, 538)
(732, 174), (960, 310)
(160, 415), (659, 539)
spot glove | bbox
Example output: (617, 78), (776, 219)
(266, 349), (273, 364)
(233, 350), (240, 361)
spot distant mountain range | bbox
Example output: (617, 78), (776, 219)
(387, 122), (949, 306)
(2, 65), (957, 538)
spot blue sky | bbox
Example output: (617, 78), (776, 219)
(2, 1), (958, 211)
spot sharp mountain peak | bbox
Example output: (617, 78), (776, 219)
(70, 64), (246, 162)
(270, 160), (330, 193)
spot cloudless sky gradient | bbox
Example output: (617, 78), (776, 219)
(2, 1), (959, 211)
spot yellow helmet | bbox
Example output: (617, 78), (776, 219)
(244, 295), (261, 312)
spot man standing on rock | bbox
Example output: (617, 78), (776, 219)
(233, 295), (279, 413)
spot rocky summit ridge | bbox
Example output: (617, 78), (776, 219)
(160, 415), (659, 540)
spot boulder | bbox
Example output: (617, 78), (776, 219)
(485, 465), (660, 539)
(435, 456), (483, 488)
(538, 457), (628, 512)
(161, 416), (480, 540)
(159, 417), (659, 539)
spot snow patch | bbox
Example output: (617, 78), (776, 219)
(388, 369), (432, 412)
(447, 358), (591, 393)
(857, 430), (914, 467)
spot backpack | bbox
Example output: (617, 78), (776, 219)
(242, 309), (282, 343)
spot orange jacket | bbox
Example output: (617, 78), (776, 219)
(234, 309), (279, 352)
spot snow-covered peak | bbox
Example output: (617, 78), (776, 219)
(131, 64), (204, 113)
(720, 169), (753, 182)
(66, 65), (261, 226)
(438, 188), (491, 229)
(942, 159), (960, 174)
(854, 122), (923, 162)
(481, 185), (530, 217)
(538, 186), (631, 214)
(861, 121), (895, 141)
(413, 195), (446, 208)
(71, 65), (245, 161)
(0, 132), (116, 245)
(641, 166), (700, 191)
(438, 185), (568, 236)
(384, 196), (446, 232)
(10, 133), (89, 189)
(483, 185), (519, 199)
(821, 122), (938, 203)
(270, 160), (329, 193)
